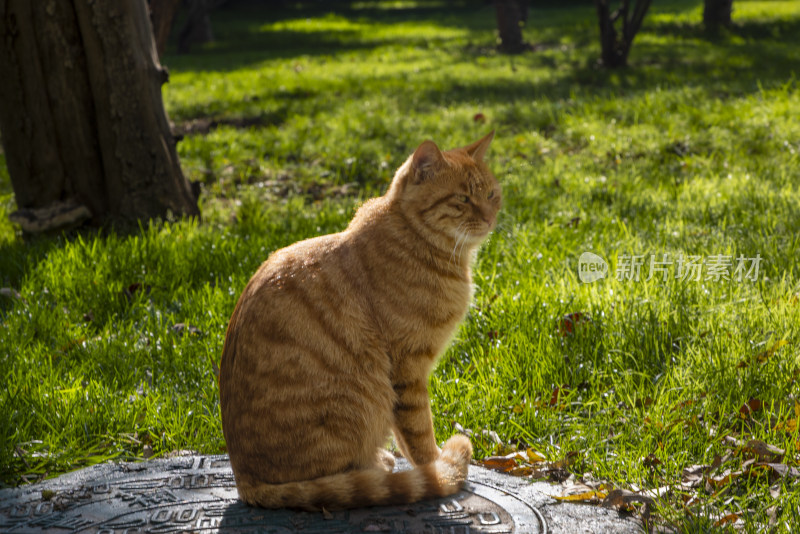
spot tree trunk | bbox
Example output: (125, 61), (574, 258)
(703, 0), (733, 31)
(177, 0), (215, 54)
(594, 0), (652, 68)
(495, 0), (529, 54)
(150, 0), (183, 58)
(0, 0), (199, 233)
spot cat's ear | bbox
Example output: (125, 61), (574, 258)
(464, 130), (495, 162)
(411, 140), (445, 183)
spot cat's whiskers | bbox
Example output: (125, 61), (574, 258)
(457, 224), (472, 261)
(450, 223), (469, 268)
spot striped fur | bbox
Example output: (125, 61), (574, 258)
(220, 132), (500, 510)
(237, 435), (472, 511)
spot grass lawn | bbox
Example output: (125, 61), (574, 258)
(2, 0), (800, 530)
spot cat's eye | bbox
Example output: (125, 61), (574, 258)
(457, 195), (470, 203)
(487, 190), (495, 200)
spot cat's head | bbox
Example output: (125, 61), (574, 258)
(389, 132), (501, 248)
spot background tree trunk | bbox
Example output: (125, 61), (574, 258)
(703, 0), (733, 31)
(177, 0), (216, 54)
(495, 0), (529, 54)
(594, 0), (652, 68)
(0, 0), (199, 233)
(150, 0), (183, 58)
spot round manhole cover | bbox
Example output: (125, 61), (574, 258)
(0, 455), (547, 533)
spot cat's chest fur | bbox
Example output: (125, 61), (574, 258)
(345, 207), (473, 359)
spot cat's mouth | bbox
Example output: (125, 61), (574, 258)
(457, 222), (493, 242)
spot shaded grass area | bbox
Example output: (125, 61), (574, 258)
(2, 0), (800, 529)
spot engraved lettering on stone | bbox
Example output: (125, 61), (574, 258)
(190, 474), (209, 488)
(209, 459), (231, 469)
(120, 479), (165, 491)
(439, 499), (465, 514)
(93, 480), (111, 494)
(173, 508), (199, 523)
(195, 515), (221, 529)
(202, 503), (229, 517)
(151, 508), (174, 523)
(477, 511), (501, 525)
(212, 472), (237, 486)
(9, 504), (31, 518)
(34, 502), (53, 515)
(0, 455), (547, 533)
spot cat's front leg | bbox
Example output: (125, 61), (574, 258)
(392, 377), (441, 466)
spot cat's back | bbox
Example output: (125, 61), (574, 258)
(224, 229), (372, 363)
(220, 229), (393, 483)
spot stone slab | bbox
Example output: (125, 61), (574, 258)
(0, 455), (641, 533)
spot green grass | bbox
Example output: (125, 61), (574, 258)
(2, 0), (800, 530)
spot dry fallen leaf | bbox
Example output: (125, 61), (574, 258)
(508, 465), (535, 477)
(550, 451), (579, 470)
(682, 463), (711, 488)
(705, 468), (742, 489)
(480, 455), (517, 473)
(602, 488), (655, 522)
(756, 339), (789, 363)
(453, 421), (473, 437)
(548, 385), (570, 407)
(738, 398), (762, 419)
(756, 462), (800, 481)
(553, 489), (608, 503)
(526, 448), (546, 463)
(726, 437), (786, 463)
(713, 513), (740, 527)
(642, 453), (662, 469)
(558, 312), (590, 336)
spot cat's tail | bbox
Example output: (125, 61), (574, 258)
(236, 435), (472, 511)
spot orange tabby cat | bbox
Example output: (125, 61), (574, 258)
(219, 131), (500, 511)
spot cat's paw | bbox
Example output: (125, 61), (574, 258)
(375, 448), (396, 472)
(440, 435), (472, 466)
(435, 435), (473, 490)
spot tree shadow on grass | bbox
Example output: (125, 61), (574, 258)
(0, 234), (61, 296)
(651, 13), (800, 42)
(419, 14), (798, 110)
(166, 1), (490, 72)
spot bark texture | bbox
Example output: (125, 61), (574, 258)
(0, 0), (199, 231)
(495, 0), (529, 54)
(149, 0), (183, 58)
(177, 0), (216, 54)
(594, 0), (652, 68)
